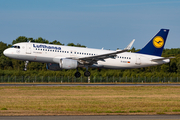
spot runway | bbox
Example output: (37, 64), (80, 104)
(0, 83), (180, 86)
(1, 115), (180, 120)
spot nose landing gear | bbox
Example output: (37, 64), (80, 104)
(23, 61), (29, 71)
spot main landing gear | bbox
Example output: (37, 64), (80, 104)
(75, 69), (81, 78)
(74, 66), (91, 78)
(23, 61), (29, 71)
(84, 71), (91, 77)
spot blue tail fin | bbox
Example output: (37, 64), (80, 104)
(136, 29), (169, 56)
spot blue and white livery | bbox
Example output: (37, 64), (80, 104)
(3, 29), (173, 77)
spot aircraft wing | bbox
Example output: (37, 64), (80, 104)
(74, 39), (135, 65)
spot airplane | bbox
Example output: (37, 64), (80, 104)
(3, 29), (173, 78)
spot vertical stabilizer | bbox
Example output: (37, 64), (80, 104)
(137, 29), (169, 56)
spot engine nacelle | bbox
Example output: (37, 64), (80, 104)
(59, 58), (78, 69)
(46, 58), (78, 71)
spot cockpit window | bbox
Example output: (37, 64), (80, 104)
(11, 46), (20, 49)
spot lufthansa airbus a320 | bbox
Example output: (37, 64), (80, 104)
(3, 29), (173, 78)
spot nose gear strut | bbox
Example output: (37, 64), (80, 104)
(23, 61), (29, 71)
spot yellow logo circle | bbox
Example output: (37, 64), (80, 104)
(153, 36), (164, 48)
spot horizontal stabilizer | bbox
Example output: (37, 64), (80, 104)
(151, 57), (175, 61)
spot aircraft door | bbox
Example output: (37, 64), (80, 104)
(26, 43), (31, 54)
(136, 55), (141, 65)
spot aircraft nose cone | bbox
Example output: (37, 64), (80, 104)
(3, 49), (10, 56)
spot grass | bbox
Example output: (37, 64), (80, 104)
(0, 86), (180, 115)
(173, 110), (180, 112)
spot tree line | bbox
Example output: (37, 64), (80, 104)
(0, 36), (180, 77)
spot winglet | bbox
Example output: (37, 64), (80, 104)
(124, 39), (135, 50)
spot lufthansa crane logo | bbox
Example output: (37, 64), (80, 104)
(153, 36), (164, 48)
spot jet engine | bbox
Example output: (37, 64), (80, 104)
(46, 58), (78, 71)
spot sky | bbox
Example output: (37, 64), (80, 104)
(0, 0), (180, 50)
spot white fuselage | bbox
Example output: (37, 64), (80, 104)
(3, 42), (170, 69)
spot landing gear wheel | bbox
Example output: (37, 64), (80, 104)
(23, 61), (29, 71)
(75, 72), (81, 78)
(84, 71), (91, 77)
